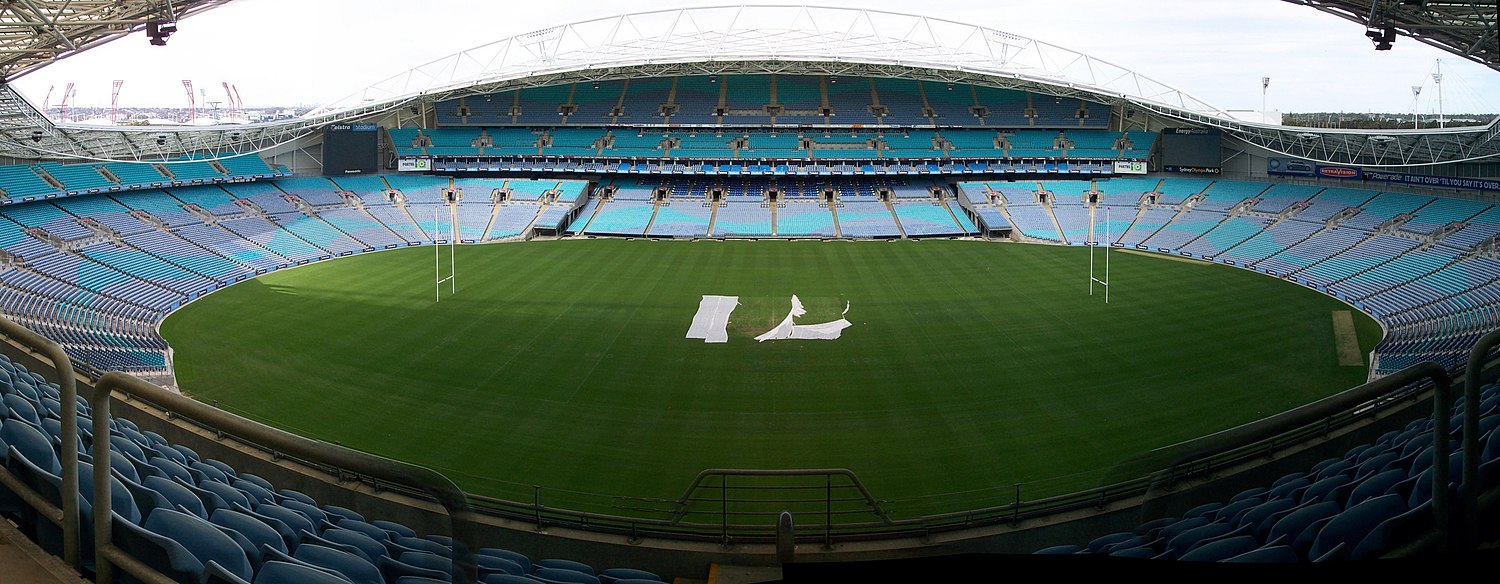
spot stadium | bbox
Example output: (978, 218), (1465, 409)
(0, 1), (1498, 581)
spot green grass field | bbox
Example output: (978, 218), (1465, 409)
(160, 239), (1382, 520)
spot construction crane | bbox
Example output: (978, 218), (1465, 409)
(111, 80), (124, 125)
(182, 79), (196, 123)
(59, 82), (75, 123)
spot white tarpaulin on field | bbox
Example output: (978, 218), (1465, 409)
(685, 295), (739, 343)
(754, 295), (852, 342)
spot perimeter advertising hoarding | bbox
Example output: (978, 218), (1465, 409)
(398, 158), (432, 172)
(1364, 171), (1500, 193)
(1113, 161), (1147, 175)
(1267, 157), (1316, 177)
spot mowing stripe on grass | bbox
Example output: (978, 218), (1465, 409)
(161, 240), (1383, 519)
(1332, 310), (1363, 366)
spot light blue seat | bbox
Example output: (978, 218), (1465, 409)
(600, 568), (661, 583)
(142, 474), (208, 518)
(301, 529), (374, 563)
(113, 509), (205, 584)
(230, 502), (298, 551)
(323, 504), (365, 523)
(1266, 501), (1341, 548)
(238, 473), (275, 492)
(295, 540), (384, 584)
(200, 479), (253, 510)
(3, 394), (42, 426)
(254, 501), (318, 538)
(233, 478), (277, 504)
(398, 551), (454, 580)
(395, 535), (452, 558)
(1083, 531), (1132, 553)
(378, 554), (450, 583)
(1176, 535), (1258, 562)
(478, 548), (532, 572)
(486, 573), (540, 582)
(336, 517), (393, 543)
(538, 558), (595, 576)
(191, 460), (232, 484)
(254, 560), (355, 584)
(211, 508), (289, 560)
(1223, 544), (1301, 563)
(201, 459), (238, 481)
(204, 559), (253, 584)
(1159, 521), (1237, 560)
(128, 507), (253, 584)
(1307, 493), (1408, 561)
(1345, 468), (1407, 508)
(372, 519), (417, 539)
(486, 575), (542, 584)
(322, 527), (389, 563)
(1349, 499), (1431, 560)
(280, 498), (329, 525)
(533, 567), (601, 584)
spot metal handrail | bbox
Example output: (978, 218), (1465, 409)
(89, 372), (479, 584)
(0, 316), (80, 569)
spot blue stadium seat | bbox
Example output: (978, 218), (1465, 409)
(211, 508), (290, 559)
(533, 567), (602, 584)
(1307, 493), (1408, 561)
(1176, 535), (1259, 562)
(378, 553), (450, 582)
(253, 560), (354, 584)
(295, 541), (384, 584)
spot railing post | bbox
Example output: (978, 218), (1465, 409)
(0, 317), (80, 570)
(776, 511), (795, 564)
(1460, 329), (1500, 549)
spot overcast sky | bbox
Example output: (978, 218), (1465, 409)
(14, 0), (1500, 116)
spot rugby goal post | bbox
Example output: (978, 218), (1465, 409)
(435, 206), (456, 302)
(1089, 206), (1110, 304)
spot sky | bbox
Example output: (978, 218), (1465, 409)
(13, 0), (1500, 116)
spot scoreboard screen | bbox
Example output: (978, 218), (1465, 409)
(1160, 127), (1222, 174)
(323, 122), (379, 176)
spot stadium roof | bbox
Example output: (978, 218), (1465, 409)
(1284, 1), (1499, 73)
(309, 5), (1228, 118)
(0, 3), (1497, 168)
(0, 1), (232, 80)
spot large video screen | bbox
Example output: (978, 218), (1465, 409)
(323, 122), (379, 176)
(1160, 127), (1222, 174)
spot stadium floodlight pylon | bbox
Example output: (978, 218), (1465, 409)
(435, 206), (456, 302)
(1090, 205), (1110, 304)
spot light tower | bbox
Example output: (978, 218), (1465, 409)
(1432, 59), (1444, 128)
(1410, 85), (1422, 129)
(1261, 77), (1270, 119)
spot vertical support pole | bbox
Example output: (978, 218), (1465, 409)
(450, 206), (457, 294)
(1105, 206), (1111, 304)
